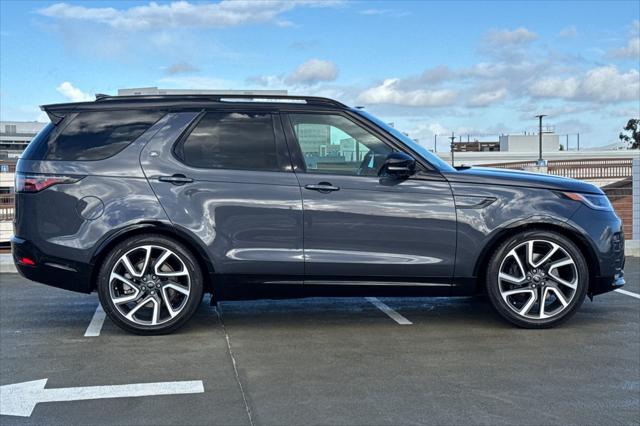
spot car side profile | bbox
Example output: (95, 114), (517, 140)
(12, 94), (625, 334)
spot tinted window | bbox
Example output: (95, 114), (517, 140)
(288, 114), (393, 176)
(20, 122), (55, 160)
(43, 110), (163, 161)
(177, 112), (278, 171)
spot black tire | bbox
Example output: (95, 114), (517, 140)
(485, 230), (588, 329)
(97, 234), (204, 335)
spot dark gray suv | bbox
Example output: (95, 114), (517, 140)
(13, 94), (625, 334)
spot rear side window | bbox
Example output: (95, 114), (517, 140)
(175, 112), (278, 171)
(34, 110), (163, 161)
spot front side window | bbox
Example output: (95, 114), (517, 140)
(288, 114), (393, 176)
(176, 112), (278, 171)
(45, 110), (164, 161)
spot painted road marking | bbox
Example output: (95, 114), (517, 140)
(84, 304), (106, 337)
(0, 378), (205, 417)
(365, 297), (412, 325)
(615, 289), (640, 300)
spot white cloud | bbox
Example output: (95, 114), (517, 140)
(286, 59), (339, 85)
(467, 88), (507, 107)
(558, 25), (577, 38)
(610, 37), (640, 59)
(357, 78), (457, 107)
(359, 8), (409, 17)
(164, 62), (200, 75)
(483, 27), (538, 46)
(529, 66), (640, 102)
(38, 1), (341, 31)
(418, 65), (455, 84)
(56, 82), (93, 102)
(157, 75), (239, 89)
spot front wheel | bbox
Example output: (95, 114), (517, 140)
(486, 231), (588, 328)
(97, 234), (204, 335)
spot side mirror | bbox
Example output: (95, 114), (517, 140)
(380, 152), (416, 179)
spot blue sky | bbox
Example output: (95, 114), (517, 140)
(1, 0), (638, 149)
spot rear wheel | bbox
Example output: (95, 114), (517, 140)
(97, 234), (203, 335)
(486, 231), (588, 328)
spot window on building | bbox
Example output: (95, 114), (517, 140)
(5, 125), (17, 134)
(176, 112), (278, 171)
(288, 114), (393, 176)
(44, 110), (164, 161)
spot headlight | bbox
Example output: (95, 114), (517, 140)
(560, 192), (614, 211)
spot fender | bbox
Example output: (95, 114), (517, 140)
(471, 214), (601, 279)
(89, 220), (216, 279)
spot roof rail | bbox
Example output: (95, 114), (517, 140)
(93, 93), (348, 108)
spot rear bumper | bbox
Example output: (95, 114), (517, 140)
(11, 236), (92, 293)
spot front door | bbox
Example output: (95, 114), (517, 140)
(283, 112), (456, 286)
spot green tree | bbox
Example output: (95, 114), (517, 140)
(619, 118), (639, 149)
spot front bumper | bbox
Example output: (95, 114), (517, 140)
(568, 206), (626, 297)
(590, 271), (626, 297)
(11, 236), (92, 293)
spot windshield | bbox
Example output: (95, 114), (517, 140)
(353, 109), (456, 173)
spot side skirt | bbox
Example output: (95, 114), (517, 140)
(213, 275), (478, 301)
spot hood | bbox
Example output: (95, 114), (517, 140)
(443, 166), (603, 195)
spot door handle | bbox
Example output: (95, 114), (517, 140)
(158, 174), (193, 185)
(304, 183), (340, 193)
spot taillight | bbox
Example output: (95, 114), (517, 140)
(18, 257), (36, 266)
(15, 173), (84, 193)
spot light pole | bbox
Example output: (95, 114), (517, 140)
(535, 114), (547, 166)
(449, 132), (456, 167)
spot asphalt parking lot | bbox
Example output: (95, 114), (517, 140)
(1, 257), (638, 426)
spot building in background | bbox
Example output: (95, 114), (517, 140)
(1, 121), (46, 159)
(499, 133), (560, 152)
(452, 141), (500, 152)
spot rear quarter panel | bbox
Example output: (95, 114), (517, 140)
(14, 115), (173, 266)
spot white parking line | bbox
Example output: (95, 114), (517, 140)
(365, 297), (412, 325)
(84, 304), (106, 337)
(615, 289), (640, 300)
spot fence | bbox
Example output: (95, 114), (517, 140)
(0, 193), (14, 222)
(484, 158), (633, 180)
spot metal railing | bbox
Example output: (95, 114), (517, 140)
(484, 158), (633, 180)
(0, 193), (14, 222)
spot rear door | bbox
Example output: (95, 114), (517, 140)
(141, 110), (303, 282)
(283, 112), (457, 286)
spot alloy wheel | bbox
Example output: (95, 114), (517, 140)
(498, 239), (578, 320)
(109, 245), (191, 326)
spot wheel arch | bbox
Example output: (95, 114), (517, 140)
(89, 222), (216, 295)
(473, 219), (600, 295)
